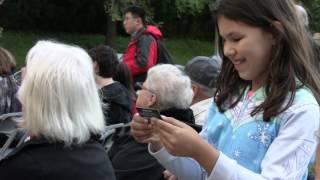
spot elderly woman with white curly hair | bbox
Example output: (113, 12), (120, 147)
(136, 64), (196, 124)
(0, 40), (116, 180)
(108, 64), (198, 180)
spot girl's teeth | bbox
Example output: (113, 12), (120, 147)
(234, 60), (241, 65)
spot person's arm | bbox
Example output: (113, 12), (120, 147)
(136, 35), (157, 67)
(151, 103), (319, 180)
(150, 145), (208, 180)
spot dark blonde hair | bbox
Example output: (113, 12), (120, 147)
(214, 0), (320, 121)
(0, 47), (16, 75)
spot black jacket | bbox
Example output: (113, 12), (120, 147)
(108, 108), (195, 180)
(100, 82), (133, 125)
(161, 108), (202, 132)
(0, 138), (116, 180)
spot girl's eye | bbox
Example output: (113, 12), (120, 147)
(231, 37), (242, 42)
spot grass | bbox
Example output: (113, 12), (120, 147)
(0, 30), (215, 68)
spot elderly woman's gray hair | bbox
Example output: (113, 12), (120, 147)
(19, 40), (105, 145)
(144, 64), (193, 110)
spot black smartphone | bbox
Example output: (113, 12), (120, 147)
(136, 107), (162, 119)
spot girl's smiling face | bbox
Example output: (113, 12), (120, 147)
(218, 16), (276, 91)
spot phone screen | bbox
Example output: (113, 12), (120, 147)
(136, 107), (162, 119)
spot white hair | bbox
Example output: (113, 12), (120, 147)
(19, 40), (105, 145)
(145, 64), (193, 110)
(295, 4), (309, 27)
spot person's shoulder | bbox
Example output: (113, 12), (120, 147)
(142, 25), (162, 40)
(293, 87), (318, 105)
(277, 87), (319, 121)
(139, 33), (155, 44)
(275, 88), (320, 134)
(1, 139), (51, 161)
(101, 82), (130, 96)
(191, 98), (213, 112)
(0, 140), (45, 178)
(192, 98), (213, 107)
(100, 82), (132, 107)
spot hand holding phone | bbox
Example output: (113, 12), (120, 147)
(136, 107), (162, 120)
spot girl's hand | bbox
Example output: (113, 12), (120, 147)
(163, 170), (177, 180)
(151, 116), (203, 158)
(152, 116), (219, 174)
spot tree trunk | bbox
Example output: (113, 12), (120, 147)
(105, 14), (117, 50)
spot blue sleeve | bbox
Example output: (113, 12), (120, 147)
(200, 102), (217, 141)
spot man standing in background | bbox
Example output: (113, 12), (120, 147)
(122, 5), (162, 85)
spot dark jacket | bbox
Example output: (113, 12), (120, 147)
(100, 82), (133, 125)
(123, 25), (162, 84)
(0, 138), (116, 180)
(108, 108), (195, 180)
(0, 75), (21, 115)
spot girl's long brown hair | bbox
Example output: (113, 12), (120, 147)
(214, 0), (320, 121)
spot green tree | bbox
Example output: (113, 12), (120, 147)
(0, 0), (4, 37)
(103, 0), (215, 48)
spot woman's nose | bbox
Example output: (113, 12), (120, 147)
(224, 43), (236, 58)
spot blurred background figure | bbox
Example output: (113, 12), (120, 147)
(295, 4), (309, 27)
(0, 47), (21, 115)
(0, 41), (116, 180)
(184, 56), (221, 125)
(122, 5), (162, 85)
(89, 45), (135, 126)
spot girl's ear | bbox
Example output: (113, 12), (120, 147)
(270, 21), (284, 45)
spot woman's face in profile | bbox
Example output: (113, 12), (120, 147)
(136, 82), (156, 108)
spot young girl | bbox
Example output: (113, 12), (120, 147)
(131, 0), (320, 179)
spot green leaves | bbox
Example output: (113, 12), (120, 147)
(104, 0), (153, 21)
(300, 0), (320, 31)
(104, 0), (213, 22)
(175, 0), (208, 17)
(0, 0), (3, 37)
